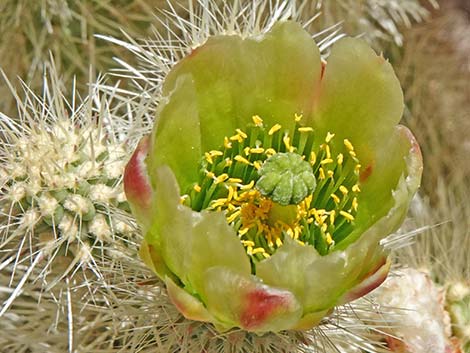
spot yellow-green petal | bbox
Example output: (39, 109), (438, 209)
(342, 125), (423, 247)
(161, 21), (322, 154)
(148, 166), (251, 299)
(312, 37), (403, 154)
(147, 74), (202, 192)
(256, 238), (361, 313)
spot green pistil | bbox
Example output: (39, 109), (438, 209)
(183, 115), (362, 257)
(256, 152), (316, 206)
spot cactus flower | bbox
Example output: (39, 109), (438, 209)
(124, 21), (422, 333)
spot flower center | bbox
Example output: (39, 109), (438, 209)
(181, 114), (362, 262)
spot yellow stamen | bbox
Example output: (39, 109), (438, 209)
(337, 153), (344, 165)
(310, 151), (316, 165)
(252, 247), (266, 255)
(234, 155), (252, 165)
(325, 132), (335, 143)
(225, 158), (233, 167)
(352, 197), (358, 212)
(326, 232), (334, 245)
(340, 210), (355, 221)
(224, 137), (232, 149)
(243, 146), (251, 156)
(352, 184), (361, 193)
(283, 135), (292, 151)
(211, 198), (228, 209)
(268, 124), (282, 135)
(339, 185), (348, 195)
(210, 150), (223, 157)
(298, 127), (313, 132)
(311, 208), (322, 225)
(262, 252), (271, 258)
(239, 227), (249, 236)
(331, 193), (340, 204)
(228, 178), (242, 184)
(294, 113), (303, 122)
(253, 161), (262, 170)
(320, 158), (333, 165)
(327, 170), (334, 178)
(252, 115), (263, 126)
(250, 147), (264, 154)
(215, 173), (229, 184)
(227, 210), (241, 223)
(329, 210), (336, 224)
(344, 139), (354, 151)
(241, 240), (255, 247)
(349, 150), (357, 158)
(227, 186), (235, 201)
(193, 184), (201, 192)
(206, 171), (215, 179)
(319, 167), (325, 180)
(275, 238), (283, 247)
(230, 134), (243, 142)
(205, 152), (213, 164)
(236, 129), (248, 139)
(240, 180), (255, 190)
(265, 148), (276, 156)
(324, 144), (331, 159)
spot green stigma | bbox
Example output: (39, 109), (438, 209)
(256, 152), (316, 206)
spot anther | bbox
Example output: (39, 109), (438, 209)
(325, 132), (335, 143)
(268, 124), (282, 135)
(252, 115), (263, 126)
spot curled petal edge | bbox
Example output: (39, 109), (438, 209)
(165, 275), (214, 323)
(339, 256), (392, 304)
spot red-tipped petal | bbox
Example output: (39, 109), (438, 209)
(124, 136), (153, 227)
(240, 287), (298, 331)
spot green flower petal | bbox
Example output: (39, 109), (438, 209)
(161, 21), (322, 155)
(313, 37), (403, 155)
(204, 266), (302, 332)
(147, 166), (251, 298)
(256, 238), (360, 314)
(147, 74), (202, 192)
(342, 125), (423, 247)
